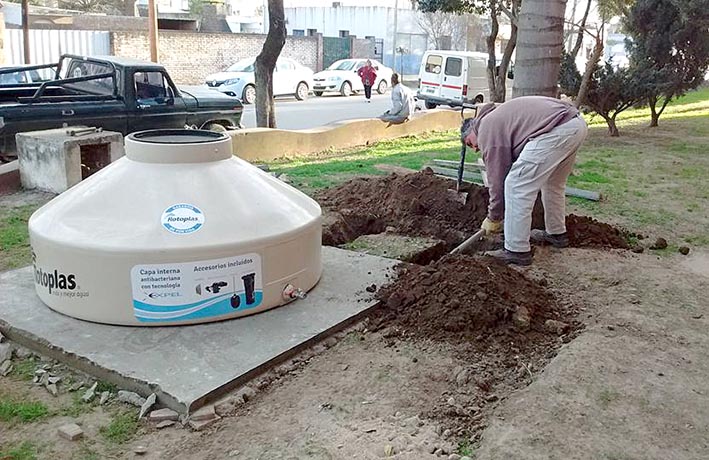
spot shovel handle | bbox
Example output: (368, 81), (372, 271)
(450, 228), (487, 255)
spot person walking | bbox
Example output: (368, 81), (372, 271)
(357, 60), (377, 103)
(463, 96), (589, 265)
(380, 73), (415, 124)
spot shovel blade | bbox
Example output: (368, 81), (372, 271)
(447, 188), (468, 205)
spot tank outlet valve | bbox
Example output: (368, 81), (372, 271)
(283, 284), (307, 301)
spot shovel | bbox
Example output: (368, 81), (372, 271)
(446, 140), (469, 205)
(450, 228), (486, 255)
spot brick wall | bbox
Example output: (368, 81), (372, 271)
(111, 31), (321, 85)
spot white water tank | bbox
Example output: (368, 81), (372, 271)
(28, 130), (322, 326)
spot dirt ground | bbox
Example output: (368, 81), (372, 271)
(2, 174), (707, 459)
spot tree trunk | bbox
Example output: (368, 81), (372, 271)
(255, 0), (286, 128)
(493, 11), (518, 102)
(574, 34), (602, 108)
(649, 104), (659, 127)
(485, 0), (499, 102)
(570, 0), (592, 58)
(606, 116), (619, 137)
(512, 0), (568, 98)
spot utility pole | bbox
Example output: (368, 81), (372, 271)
(392, 0), (398, 72)
(21, 0), (30, 64)
(148, 0), (159, 62)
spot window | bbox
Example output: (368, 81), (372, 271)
(277, 60), (295, 72)
(425, 55), (443, 74)
(134, 71), (172, 105)
(65, 61), (115, 95)
(307, 28), (318, 36)
(293, 29), (305, 36)
(339, 30), (349, 38)
(444, 57), (463, 77)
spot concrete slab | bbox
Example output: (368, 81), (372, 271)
(0, 247), (396, 414)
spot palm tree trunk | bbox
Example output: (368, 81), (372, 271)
(512, 0), (568, 97)
(255, 0), (286, 128)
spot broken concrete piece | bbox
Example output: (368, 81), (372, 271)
(99, 391), (110, 405)
(0, 332), (5, 342)
(189, 404), (216, 422)
(48, 376), (61, 385)
(117, 390), (146, 407)
(512, 306), (531, 331)
(544, 319), (570, 334)
(58, 423), (84, 441)
(46, 383), (58, 396)
(38, 373), (49, 387)
(188, 415), (220, 431)
(138, 393), (157, 419)
(0, 343), (13, 362)
(156, 420), (176, 429)
(134, 445), (148, 455)
(82, 382), (98, 402)
(0, 360), (12, 377)
(148, 407), (179, 422)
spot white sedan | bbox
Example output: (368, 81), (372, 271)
(205, 57), (314, 104)
(312, 59), (393, 97)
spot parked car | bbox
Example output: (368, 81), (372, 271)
(312, 59), (393, 97)
(417, 50), (513, 109)
(205, 57), (313, 104)
(0, 55), (243, 160)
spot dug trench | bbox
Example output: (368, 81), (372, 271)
(315, 168), (631, 441)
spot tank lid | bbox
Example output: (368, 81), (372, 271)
(126, 129), (232, 163)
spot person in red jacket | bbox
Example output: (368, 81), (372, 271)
(357, 60), (377, 103)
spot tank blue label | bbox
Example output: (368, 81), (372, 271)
(130, 254), (263, 323)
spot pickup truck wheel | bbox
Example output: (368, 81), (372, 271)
(295, 82), (309, 101)
(314, 91), (323, 97)
(242, 85), (256, 105)
(376, 80), (388, 94)
(425, 100), (438, 109)
(340, 81), (352, 97)
(205, 123), (228, 133)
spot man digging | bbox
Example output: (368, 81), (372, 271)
(463, 96), (588, 266)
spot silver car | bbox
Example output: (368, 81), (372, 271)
(205, 57), (314, 104)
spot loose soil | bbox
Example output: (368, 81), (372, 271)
(318, 169), (631, 250)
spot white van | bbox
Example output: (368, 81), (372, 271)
(417, 50), (513, 109)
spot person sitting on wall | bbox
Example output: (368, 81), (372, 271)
(379, 73), (415, 124)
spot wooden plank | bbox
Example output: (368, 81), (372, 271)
(425, 165), (602, 201)
(431, 159), (486, 171)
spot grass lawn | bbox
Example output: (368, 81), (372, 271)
(0, 87), (707, 273)
(271, 87), (709, 248)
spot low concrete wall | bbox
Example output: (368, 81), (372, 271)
(229, 110), (465, 162)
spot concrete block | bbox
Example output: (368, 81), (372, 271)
(149, 408), (179, 422)
(189, 404), (216, 422)
(58, 423), (84, 441)
(16, 127), (123, 194)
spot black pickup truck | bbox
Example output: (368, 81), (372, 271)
(0, 55), (243, 160)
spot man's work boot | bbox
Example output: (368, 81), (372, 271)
(530, 230), (569, 248)
(484, 249), (533, 266)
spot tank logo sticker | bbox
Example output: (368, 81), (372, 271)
(161, 204), (204, 234)
(130, 253), (263, 323)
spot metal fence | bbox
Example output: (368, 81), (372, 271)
(3, 29), (110, 66)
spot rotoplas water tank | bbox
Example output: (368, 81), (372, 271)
(28, 130), (322, 326)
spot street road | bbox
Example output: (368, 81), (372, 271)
(239, 92), (430, 130)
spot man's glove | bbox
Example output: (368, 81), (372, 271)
(481, 217), (503, 234)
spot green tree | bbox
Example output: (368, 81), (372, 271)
(416, 0), (519, 102)
(624, 0), (709, 127)
(583, 61), (644, 136)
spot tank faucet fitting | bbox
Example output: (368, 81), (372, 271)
(283, 284), (307, 301)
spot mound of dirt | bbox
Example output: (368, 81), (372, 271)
(319, 169), (631, 250)
(318, 169), (542, 246)
(565, 214), (630, 249)
(373, 255), (569, 345)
